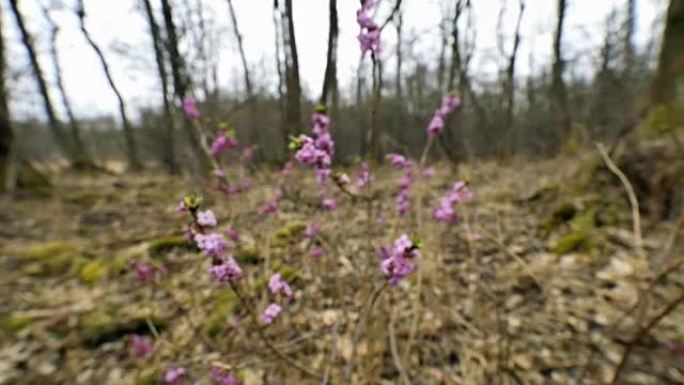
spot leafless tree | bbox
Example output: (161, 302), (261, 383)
(141, 0), (179, 174)
(394, 11), (403, 99)
(622, 0), (636, 76)
(9, 0), (75, 164)
(551, 0), (570, 140)
(76, 0), (141, 170)
(501, 0), (525, 154)
(280, 0), (302, 146)
(226, 0), (259, 149)
(320, 0), (339, 113)
(42, 3), (94, 169)
(160, 0), (214, 174)
(0, 3), (13, 191)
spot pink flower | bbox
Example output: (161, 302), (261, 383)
(130, 261), (161, 284)
(129, 334), (154, 358)
(433, 181), (473, 223)
(336, 173), (351, 185)
(240, 145), (257, 163)
(261, 303), (282, 325)
(197, 209), (217, 227)
(358, 28), (381, 55)
(281, 161), (294, 176)
(268, 273), (293, 298)
(208, 257), (242, 284)
(356, 9), (378, 30)
(214, 169), (227, 179)
(210, 132), (238, 156)
(225, 226), (239, 242)
(260, 199), (279, 215)
(437, 94), (462, 117)
(310, 246), (325, 258)
(182, 97), (200, 119)
(387, 153), (410, 169)
(433, 197), (456, 223)
(210, 366), (243, 385)
(379, 234), (420, 286)
(176, 200), (187, 212)
(427, 114), (445, 137)
(422, 166), (435, 178)
(322, 197), (337, 211)
(311, 112), (331, 136)
(304, 222), (320, 238)
(194, 233), (228, 257)
(396, 189), (410, 215)
(315, 168), (331, 183)
(164, 367), (188, 385)
(356, 162), (371, 187)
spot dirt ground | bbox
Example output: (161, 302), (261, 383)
(0, 157), (682, 385)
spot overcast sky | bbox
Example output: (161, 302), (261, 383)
(3, 0), (665, 121)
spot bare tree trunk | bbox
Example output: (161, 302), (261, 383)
(9, 0), (74, 164)
(502, 0), (525, 155)
(273, 0), (286, 157)
(76, 0), (141, 170)
(141, 0), (179, 174)
(281, 0), (302, 145)
(320, 0), (339, 110)
(0, 4), (13, 192)
(42, 4), (94, 169)
(551, 0), (571, 141)
(226, 0), (259, 150)
(395, 11), (403, 99)
(623, 0), (635, 76)
(160, 0), (214, 174)
(436, 14), (448, 94)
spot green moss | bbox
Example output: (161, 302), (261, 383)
(271, 221), (306, 247)
(148, 235), (193, 255)
(235, 246), (260, 264)
(81, 310), (165, 348)
(21, 241), (80, 277)
(0, 313), (31, 337)
(551, 208), (597, 255)
(204, 291), (240, 339)
(78, 260), (108, 285)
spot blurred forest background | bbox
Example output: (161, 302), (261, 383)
(0, 0), (681, 181)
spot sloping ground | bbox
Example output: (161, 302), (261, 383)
(0, 158), (682, 385)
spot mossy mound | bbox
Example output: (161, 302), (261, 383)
(80, 310), (166, 348)
(21, 241), (81, 277)
(271, 221), (306, 247)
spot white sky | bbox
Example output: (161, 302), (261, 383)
(3, 0), (665, 121)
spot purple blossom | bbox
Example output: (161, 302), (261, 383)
(240, 145), (257, 163)
(268, 273), (293, 298)
(427, 114), (445, 137)
(336, 173), (351, 185)
(396, 188), (410, 215)
(358, 28), (381, 56)
(304, 222), (320, 238)
(356, 162), (371, 187)
(194, 233), (228, 258)
(433, 181), (473, 223)
(310, 246), (325, 258)
(225, 226), (239, 242)
(322, 197), (337, 211)
(182, 97), (200, 119)
(164, 367), (188, 385)
(311, 112), (331, 136)
(208, 257), (242, 284)
(197, 210), (217, 228)
(356, 9), (378, 30)
(422, 166), (435, 178)
(129, 334), (154, 358)
(214, 169), (227, 180)
(210, 132), (238, 156)
(260, 199), (279, 215)
(433, 197), (456, 223)
(379, 234), (420, 286)
(130, 261), (160, 284)
(315, 168), (331, 183)
(387, 153), (410, 169)
(261, 303), (282, 325)
(176, 200), (188, 212)
(210, 366), (243, 385)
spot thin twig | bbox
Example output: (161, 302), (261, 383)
(596, 143), (643, 254)
(389, 297), (413, 385)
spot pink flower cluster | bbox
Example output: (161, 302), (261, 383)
(356, 162), (372, 188)
(208, 257), (243, 284)
(182, 97), (200, 119)
(129, 334), (154, 358)
(210, 366), (243, 385)
(209, 131), (239, 157)
(387, 154), (415, 215)
(164, 366), (188, 385)
(427, 94), (462, 137)
(129, 260), (164, 285)
(379, 234), (421, 286)
(433, 181), (474, 223)
(357, 0), (380, 55)
(261, 273), (293, 325)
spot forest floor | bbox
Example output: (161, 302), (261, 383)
(0, 156), (682, 385)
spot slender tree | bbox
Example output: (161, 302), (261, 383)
(76, 0), (141, 170)
(623, 0), (636, 76)
(0, 3), (13, 191)
(9, 0), (74, 164)
(226, 0), (259, 149)
(42, 4), (94, 169)
(281, 0), (302, 144)
(320, 0), (339, 110)
(394, 11), (403, 99)
(502, 0), (525, 153)
(141, 0), (179, 174)
(551, 0), (571, 140)
(160, 0), (214, 174)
